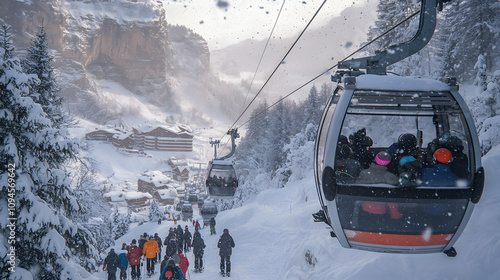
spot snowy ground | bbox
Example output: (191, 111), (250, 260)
(91, 144), (500, 279)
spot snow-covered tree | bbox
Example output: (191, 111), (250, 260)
(265, 100), (291, 174)
(474, 54), (488, 91)
(471, 68), (500, 154)
(436, 0), (498, 82)
(0, 24), (14, 59)
(366, 0), (416, 53)
(302, 85), (320, 128)
(235, 101), (269, 180)
(22, 25), (63, 127)
(0, 25), (97, 279)
(148, 198), (163, 222)
(111, 206), (128, 240)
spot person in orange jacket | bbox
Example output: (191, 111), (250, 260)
(176, 248), (190, 277)
(143, 235), (160, 276)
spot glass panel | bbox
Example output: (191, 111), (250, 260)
(208, 165), (237, 184)
(333, 90), (472, 187)
(207, 164), (238, 195)
(316, 88), (341, 187)
(337, 195), (468, 235)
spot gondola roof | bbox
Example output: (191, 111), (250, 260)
(346, 74), (452, 91)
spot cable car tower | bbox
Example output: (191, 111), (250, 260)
(206, 129), (240, 198)
(313, 0), (484, 257)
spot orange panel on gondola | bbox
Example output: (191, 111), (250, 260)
(344, 230), (453, 247)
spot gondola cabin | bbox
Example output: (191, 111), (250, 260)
(181, 203), (193, 221)
(201, 200), (218, 225)
(206, 159), (238, 197)
(314, 74), (484, 256)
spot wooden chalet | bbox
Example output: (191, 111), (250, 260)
(155, 188), (178, 204)
(124, 192), (152, 211)
(167, 158), (190, 181)
(85, 129), (116, 141)
(137, 170), (171, 195)
(112, 131), (135, 149)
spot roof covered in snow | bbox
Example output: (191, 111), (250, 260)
(354, 74), (451, 91)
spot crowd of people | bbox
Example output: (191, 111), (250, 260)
(103, 220), (236, 279)
(334, 128), (469, 187)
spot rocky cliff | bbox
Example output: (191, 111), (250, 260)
(0, 0), (221, 124)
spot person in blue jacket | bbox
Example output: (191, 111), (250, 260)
(118, 243), (129, 280)
(421, 148), (457, 186)
(159, 258), (185, 280)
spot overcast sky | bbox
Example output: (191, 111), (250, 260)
(161, 0), (371, 50)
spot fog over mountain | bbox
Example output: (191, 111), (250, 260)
(0, 0), (377, 128)
(0, 0), (250, 127)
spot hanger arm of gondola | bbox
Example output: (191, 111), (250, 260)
(338, 0), (448, 75)
(218, 129), (240, 160)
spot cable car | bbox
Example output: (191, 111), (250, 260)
(313, 0), (484, 257)
(201, 200), (219, 226)
(206, 129), (240, 198)
(206, 159), (239, 197)
(181, 203), (193, 221)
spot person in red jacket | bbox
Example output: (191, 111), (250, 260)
(176, 248), (189, 277)
(126, 239), (143, 280)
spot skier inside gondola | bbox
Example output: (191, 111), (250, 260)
(386, 133), (421, 175)
(334, 143), (363, 184)
(348, 128), (375, 169)
(356, 151), (398, 185)
(421, 148), (458, 186)
(425, 132), (469, 178)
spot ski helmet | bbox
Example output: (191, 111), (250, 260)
(399, 155), (417, 166)
(336, 144), (351, 160)
(338, 135), (348, 145)
(398, 133), (417, 150)
(434, 148), (453, 164)
(375, 152), (391, 166)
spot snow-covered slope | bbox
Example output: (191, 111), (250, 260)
(92, 143), (500, 280)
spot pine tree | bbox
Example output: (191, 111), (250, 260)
(0, 25), (14, 59)
(474, 54), (488, 91)
(22, 24), (63, 127)
(265, 100), (291, 174)
(436, 0), (498, 82)
(0, 25), (97, 279)
(303, 85), (320, 127)
(366, 0), (416, 52)
(235, 101), (269, 179)
(148, 198), (163, 222)
(111, 206), (129, 240)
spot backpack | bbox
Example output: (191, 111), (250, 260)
(163, 265), (180, 280)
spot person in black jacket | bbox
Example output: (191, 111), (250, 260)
(138, 232), (148, 251)
(191, 229), (206, 273)
(217, 228), (235, 277)
(165, 235), (178, 259)
(154, 233), (163, 264)
(104, 248), (121, 280)
(183, 226), (192, 252)
(164, 228), (175, 247)
(175, 225), (184, 250)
